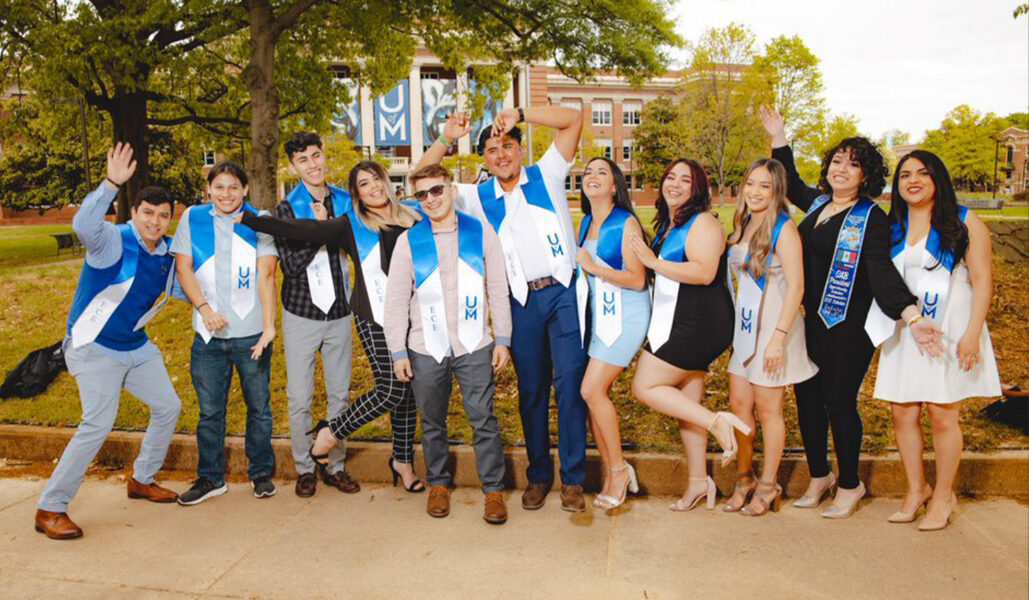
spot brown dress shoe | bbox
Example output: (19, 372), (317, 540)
(484, 491), (508, 525)
(295, 472), (318, 498)
(521, 482), (550, 510)
(323, 470), (360, 493)
(127, 478), (179, 503)
(34, 509), (83, 540)
(561, 484), (586, 513)
(426, 485), (450, 518)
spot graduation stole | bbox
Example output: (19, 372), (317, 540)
(477, 165), (571, 305)
(69, 224), (173, 349)
(646, 213), (700, 352)
(408, 211), (485, 363)
(801, 194), (876, 328)
(189, 203), (259, 342)
(286, 183), (352, 313)
(864, 205), (970, 346)
(576, 206), (631, 348)
(728, 210), (790, 363)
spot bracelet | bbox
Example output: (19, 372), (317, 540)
(438, 135), (456, 148)
(104, 176), (121, 189)
(195, 302), (209, 311)
(517, 107), (525, 123)
(906, 314), (923, 327)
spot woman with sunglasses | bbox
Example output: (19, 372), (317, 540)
(239, 161), (425, 492)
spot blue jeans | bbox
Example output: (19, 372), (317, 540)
(190, 332), (274, 484)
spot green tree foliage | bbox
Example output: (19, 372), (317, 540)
(634, 95), (690, 185)
(922, 105), (1008, 190)
(794, 113), (862, 183)
(753, 35), (825, 143)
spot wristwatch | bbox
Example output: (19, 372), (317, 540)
(517, 107), (525, 123)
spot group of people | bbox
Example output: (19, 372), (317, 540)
(33, 103), (1001, 540)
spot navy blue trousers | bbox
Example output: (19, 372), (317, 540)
(510, 282), (588, 485)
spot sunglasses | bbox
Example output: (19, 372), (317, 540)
(412, 184), (449, 202)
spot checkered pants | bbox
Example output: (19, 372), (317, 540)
(329, 316), (417, 463)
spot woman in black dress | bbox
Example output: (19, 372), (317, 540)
(240, 161), (426, 492)
(629, 159), (750, 512)
(759, 107), (942, 518)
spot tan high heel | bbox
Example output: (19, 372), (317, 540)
(888, 485), (933, 523)
(723, 471), (756, 513)
(918, 493), (958, 531)
(740, 480), (782, 517)
(708, 412), (752, 467)
(669, 476), (716, 512)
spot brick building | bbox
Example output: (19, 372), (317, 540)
(996, 127), (1028, 195)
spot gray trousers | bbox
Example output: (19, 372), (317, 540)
(410, 346), (505, 492)
(282, 309), (352, 475)
(38, 342), (181, 512)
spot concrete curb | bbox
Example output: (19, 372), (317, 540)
(2, 424), (1026, 499)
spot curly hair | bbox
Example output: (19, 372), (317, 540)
(651, 158), (711, 242)
(817, 136), (888, 198)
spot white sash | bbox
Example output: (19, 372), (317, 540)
(190, 205), (259, 342)
(729, 211), (790, 363)
(647, 214), (699, 353)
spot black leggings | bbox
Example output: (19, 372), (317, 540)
(794, 326), (875, 490)
(328, 317), (417, 463)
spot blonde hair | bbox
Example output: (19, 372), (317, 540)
(348, 161), (420, 231)
(728, 158), (790, 280)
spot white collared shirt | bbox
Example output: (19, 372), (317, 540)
(454, 143), (575, 282)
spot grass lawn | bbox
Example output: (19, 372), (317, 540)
(1, 245), (1026, 454)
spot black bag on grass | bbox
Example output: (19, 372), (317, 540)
(0, 341), (66, 399)
(981, 387), (1029, 435)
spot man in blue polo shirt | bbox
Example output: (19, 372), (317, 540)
(35, 143), (182, 539)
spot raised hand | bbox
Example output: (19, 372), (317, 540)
(105, 142), (137, 187)
(759, 106), (788, 147)
(311, 200), (328, 221)
(491, 108), (521, 138)
(442, 111), (473, 144)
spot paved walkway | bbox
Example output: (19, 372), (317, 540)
(0, 475), (1026, 599)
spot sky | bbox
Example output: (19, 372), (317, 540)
(669, 0), (1029, 141)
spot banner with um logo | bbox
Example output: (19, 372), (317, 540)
(374, 80), (411, 147)
(331, 76), (361, 142)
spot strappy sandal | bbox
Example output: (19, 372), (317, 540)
(723, 471), (757, 513)
(740, 480), (782, 517)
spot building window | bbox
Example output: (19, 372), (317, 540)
(561, 99), (582, 110)
(565, 176), (573, 192)
(574, 174), (583, 191)
(1007, 146), (1015, 163)
(623, 102), (642, 126)
(622, 141), (634, 162)
(595, 138), (612, 160)
(420, 72), (440, 80)
(636, 175), (645, 190)
(592, 102), (612, 126)
(203, 150), (216, 167)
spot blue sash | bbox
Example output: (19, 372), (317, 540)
(286, 183), (352, 219)
(647, 213), (701, 351)
(578, 206), (631, 270)
(653, 213), (700, 262)
(189, 203), (258, 269)
(410, 211), (484, 285)
(802, 195), (876, 328)
(744, 210), (790, 290)
(890, 205), (969, 270)
(349, 212), (380, 263)
(476, 164), (555, 233)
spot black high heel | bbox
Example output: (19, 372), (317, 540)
(306, 420), (331, 466)
(388, 458), (425, 493)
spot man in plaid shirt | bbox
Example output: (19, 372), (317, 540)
(275, 131), (359, 497)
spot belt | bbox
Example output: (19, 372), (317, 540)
(526, 276), (558, 291)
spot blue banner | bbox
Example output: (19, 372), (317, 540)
(331, 77), (361, 142)
(374, 79), (411, 146)
(422, 78), (458, 144)
(468, 80), (504, 146)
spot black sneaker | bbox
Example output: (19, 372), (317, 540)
(252, 476), (276, 498)
(177, 478), (228, 506)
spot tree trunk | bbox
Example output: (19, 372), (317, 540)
(110, 91), (151, 223)
(244, 2), (280, 210)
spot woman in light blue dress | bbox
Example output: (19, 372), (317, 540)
(575, 156), (651, 510)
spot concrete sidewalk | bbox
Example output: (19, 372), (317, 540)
(0, 475), (1026, 600)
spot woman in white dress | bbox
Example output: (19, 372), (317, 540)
(725, 159), (818, 516)
(869, 150), (1001, 531)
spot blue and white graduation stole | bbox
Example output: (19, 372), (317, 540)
(801, 194), (876, 329)
(285, 183), (352, 313)
(577, 207), (631, 348)
(408, 211), (485, 363)
(189, 203), (259, 342)
(348, 213), (390, 327)
(729, 210), (790, 363)
(69, 225), (174, 349)
(477, 165), (572, 305)
(647, 213), (700, 352)
(864, 205), (969, 346)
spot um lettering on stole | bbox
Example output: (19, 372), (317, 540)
(547, 233), (564, 257)
(739, 307), (754, 333)
(922, 292), (939, 319)
(602, 291), (617, 317)
(464, 295), (479, 321)
(237, 266), (252, 289)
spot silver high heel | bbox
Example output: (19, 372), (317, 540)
(669, 476), (716, 512)
(708, 412), (753, 467)
(594, 463), (640, 510)
(793, 472), (837, 509)
(888, 485), (933, 523)
(822, 481), (866, 519)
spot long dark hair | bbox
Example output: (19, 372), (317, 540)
(817, 136), (888, 198)
(652, 158), (711, 243)
(889, 150), (969, 268)
(580, 156), (648, 243)
(346, 160), (418, 231)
